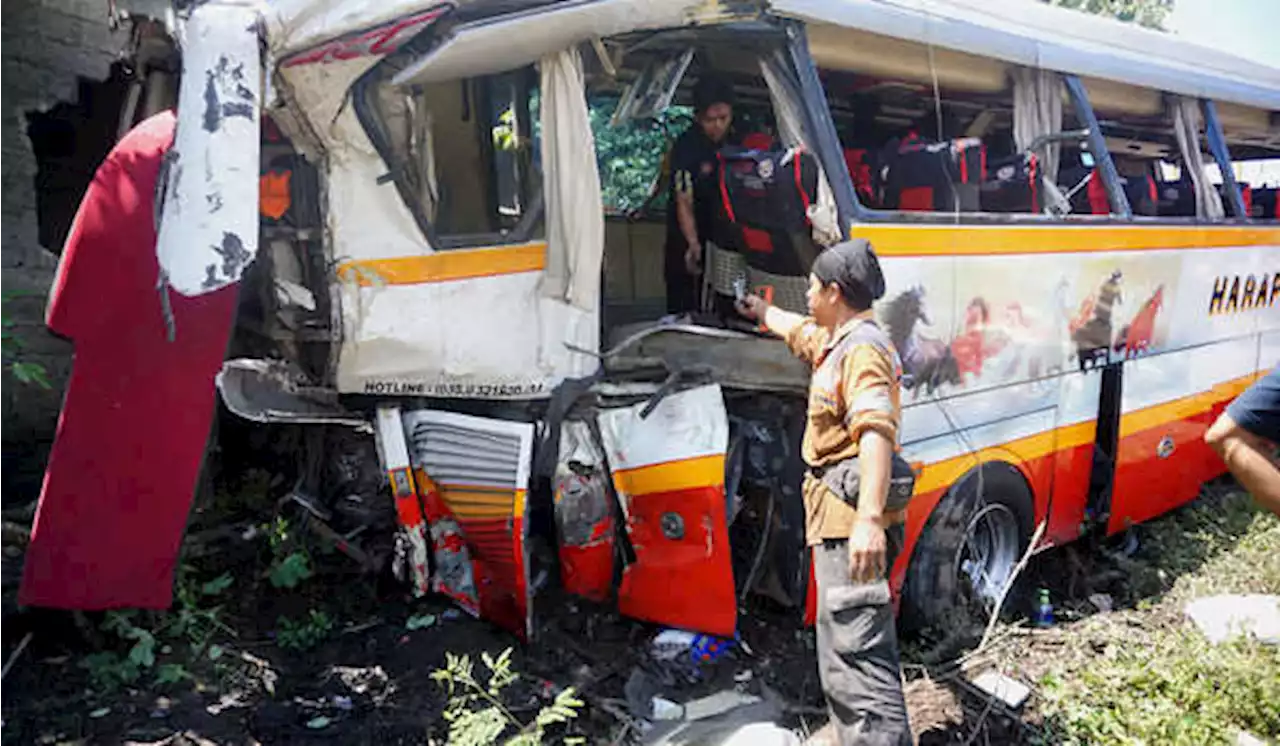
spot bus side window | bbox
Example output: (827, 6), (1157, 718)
(368, 65), (545, 249)
(1223, 147), (1279, 221)
(811, 32), (1092, 219)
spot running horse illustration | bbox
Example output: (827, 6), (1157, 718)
(1070, 270), (1123, 370)
(1114, 284), (1165, 358)
(883, 285), (961, 398)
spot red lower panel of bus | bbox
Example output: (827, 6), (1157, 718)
(1107, 375), (1256, 535)
(616, 483), (738, 639)
(20, 112), (240, 611)
(418, 474), (530, 639)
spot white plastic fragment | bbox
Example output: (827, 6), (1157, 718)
(968, 670), (1031, 709)
(1185, 594), (1280, 645)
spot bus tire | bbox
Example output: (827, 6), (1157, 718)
(901, 462), (1035, 633)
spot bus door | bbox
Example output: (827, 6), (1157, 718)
(553, 385), (738, 637)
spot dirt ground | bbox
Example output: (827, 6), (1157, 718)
(3, 476), (1276, 745)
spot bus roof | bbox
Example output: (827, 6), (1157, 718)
(267, 0), (1280, 112)
(773, 0), (1280, 112)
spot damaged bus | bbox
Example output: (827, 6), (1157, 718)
(39, 0), (1280, 640)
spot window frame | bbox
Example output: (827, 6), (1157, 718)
(790, 21), (1261, 228)
(352, 32), (547, 251)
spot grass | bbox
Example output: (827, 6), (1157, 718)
(1026, 489), (1280, 745)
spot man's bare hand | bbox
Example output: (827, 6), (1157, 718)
(847, 516), (887, 583)
(684, 243), (702, 275)
(735, 294), (769, 322)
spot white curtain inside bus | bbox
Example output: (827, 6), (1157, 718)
(1012, 68), (1063, 190)
(759, 56), (841, 246)
(540, 45), (604, 311)
(1171, 96), (1225, 220)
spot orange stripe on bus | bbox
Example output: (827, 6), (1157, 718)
(337, 242), (547, 286)
(912, 371), (1260, 496)
(613, 455), (726, 496)
(1119, 372), (1259, 438)
(913, 420), (1095, 495)
(854, 224), (1280, 257)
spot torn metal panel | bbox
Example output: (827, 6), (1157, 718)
(216, 358), (370, 428)
(156, 1), (263, 297)
(603, 323), (811, 394)
(403, 410), (536, 639)
(553, 421), (616, 602)
(578, 384), (737, 637)
(375, 406), (431, 595)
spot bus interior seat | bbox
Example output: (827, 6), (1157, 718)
(1253, 187), (1278, 219)
(879, 133), (985, 211)
(1216, 181), (1253, 216)
(980, 153), (1041, 213)
(1059, 165), (1158, 216)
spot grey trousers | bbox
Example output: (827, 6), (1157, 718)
(813, 525), (912, 746)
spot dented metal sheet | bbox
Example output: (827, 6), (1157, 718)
(553, 422), (615, 602)
(374, 406), (431, 596)
(402, 409), (536, 639)
(555, 384), (737, 637)
(156, 1), (263, 297)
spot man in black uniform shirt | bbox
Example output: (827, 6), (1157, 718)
(664, 75), (737, 315)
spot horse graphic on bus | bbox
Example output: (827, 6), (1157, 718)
(1114, 284), (1166, 359)
(883, 266), (1166, 396)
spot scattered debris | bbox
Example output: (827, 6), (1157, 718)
(332, 695), (353, 711)
(326, 665), (390, 697)
(733, 669), (753, 684)
(405, 613), (436, 630)
(979, 520), (1048, 649)
(150, 697), (173, 719)
(89, 707), (112, 719)
(1088, 593), (1114, 613)
(341, 618), (382, 636)
(967, 670), (1031, 710)
(640, 687), (794, 746)
(205, 692), (249, 716)
(683, 689), (763, 721)
(624, 669), (663, 720)
(651, 697), (683, 720)
(1185, 594), (1280, 645)
(1, 632), (33, 681)
(305, 716), (331, 729)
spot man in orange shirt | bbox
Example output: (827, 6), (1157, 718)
(737, 239), (912, 745)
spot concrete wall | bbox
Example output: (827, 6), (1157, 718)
(1, 0), (130, 501)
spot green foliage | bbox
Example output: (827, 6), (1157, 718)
(78, 568), (234, 693)
(1035, 492), (1280, 744)
(269, 551), (313, 588)
(1040, 0), (1175, 30)
(431, 647), (584, 746)
(589, 96), (692, 213)
(263, 516), (314, 589)
(1, 292), (52, 390)
(276, 610), (334, 651)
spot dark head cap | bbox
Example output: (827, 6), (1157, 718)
(811, 238), (886, 310)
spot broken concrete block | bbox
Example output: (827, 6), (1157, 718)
(1184, 595), (1279, 645)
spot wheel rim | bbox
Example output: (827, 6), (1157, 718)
(953, 502), (1021, 607)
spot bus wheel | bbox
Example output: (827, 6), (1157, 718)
(901, 462), (1034, 634)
